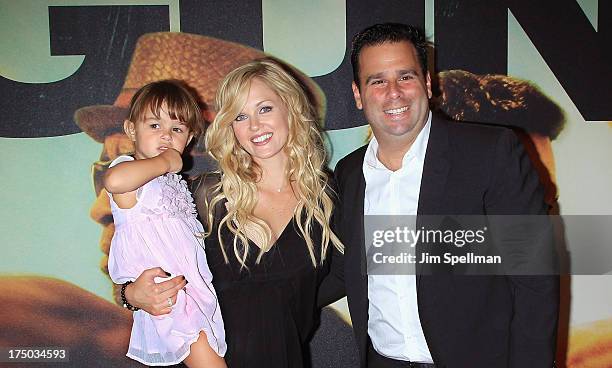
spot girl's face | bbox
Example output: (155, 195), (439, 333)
(231, 78), (290, 164)
(124, 104), (193, 160)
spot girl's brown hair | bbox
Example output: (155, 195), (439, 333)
(127, 79), (203, 137)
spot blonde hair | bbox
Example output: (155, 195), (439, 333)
(204, 58), (343, 268)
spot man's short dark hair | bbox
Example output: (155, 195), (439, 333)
(350, 23), (429, 88)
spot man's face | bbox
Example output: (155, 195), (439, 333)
(352, 41), (432, 144)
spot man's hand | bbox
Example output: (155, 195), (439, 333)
(125, 267), (187, 316)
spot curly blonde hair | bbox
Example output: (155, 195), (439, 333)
(203, 58), (342, 268)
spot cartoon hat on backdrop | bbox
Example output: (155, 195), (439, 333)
(436, 70), (565, 139)
(435, 69), (566, 204)
(75, 32), (326, 144)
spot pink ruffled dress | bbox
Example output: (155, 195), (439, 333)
(107, 155), (226, 366)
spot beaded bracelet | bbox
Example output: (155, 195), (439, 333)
(120, 281), (140, 311)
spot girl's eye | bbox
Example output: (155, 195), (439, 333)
(235, 114), (248, 122)
(260, 106), (272, 114)
(173, 127), (184, 133)
(149, 123), (160, 129)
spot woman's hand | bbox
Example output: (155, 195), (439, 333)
(124, 267), (187, 316)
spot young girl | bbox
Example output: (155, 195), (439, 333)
(105, 80), (226, 367)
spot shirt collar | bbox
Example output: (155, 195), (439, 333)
(363, 111), (432, 171)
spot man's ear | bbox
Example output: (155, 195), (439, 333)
(123, 120), (136, 141)
(352, 81), (363, 110)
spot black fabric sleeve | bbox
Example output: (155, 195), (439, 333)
(317, 168), (347, 308)
(485, 129), (559, 368)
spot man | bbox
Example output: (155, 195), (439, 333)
(319, 23), (559, 367)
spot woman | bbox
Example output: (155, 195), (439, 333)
(124, 58), (343, 367)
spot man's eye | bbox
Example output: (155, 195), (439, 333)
(371, 80), (384, 85)
(399, 75), (414, 81)
(235, 114), (248, 122)
(260, 106), (272, 113)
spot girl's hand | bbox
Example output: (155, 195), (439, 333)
(125, 267), (187, 316)
(159, 148), (183, 173)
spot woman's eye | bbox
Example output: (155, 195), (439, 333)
(260, 106), (272, 114)
(235, 114), (247, 122)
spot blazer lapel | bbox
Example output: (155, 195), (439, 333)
(418, 116), (450, 215)
(417, 116), (450, 283)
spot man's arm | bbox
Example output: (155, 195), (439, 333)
(485, 129), (559, 367)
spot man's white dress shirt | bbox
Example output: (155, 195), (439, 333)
(363, 112), (434, 363)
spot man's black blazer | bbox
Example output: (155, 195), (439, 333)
(319, 114), (559, 368)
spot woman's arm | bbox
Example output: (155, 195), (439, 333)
(317, 244), (346, 308)
(191, 172), (222, 227)
(317, 173), (347, 307)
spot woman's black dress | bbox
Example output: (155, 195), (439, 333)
(205, 207), (328, 368)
